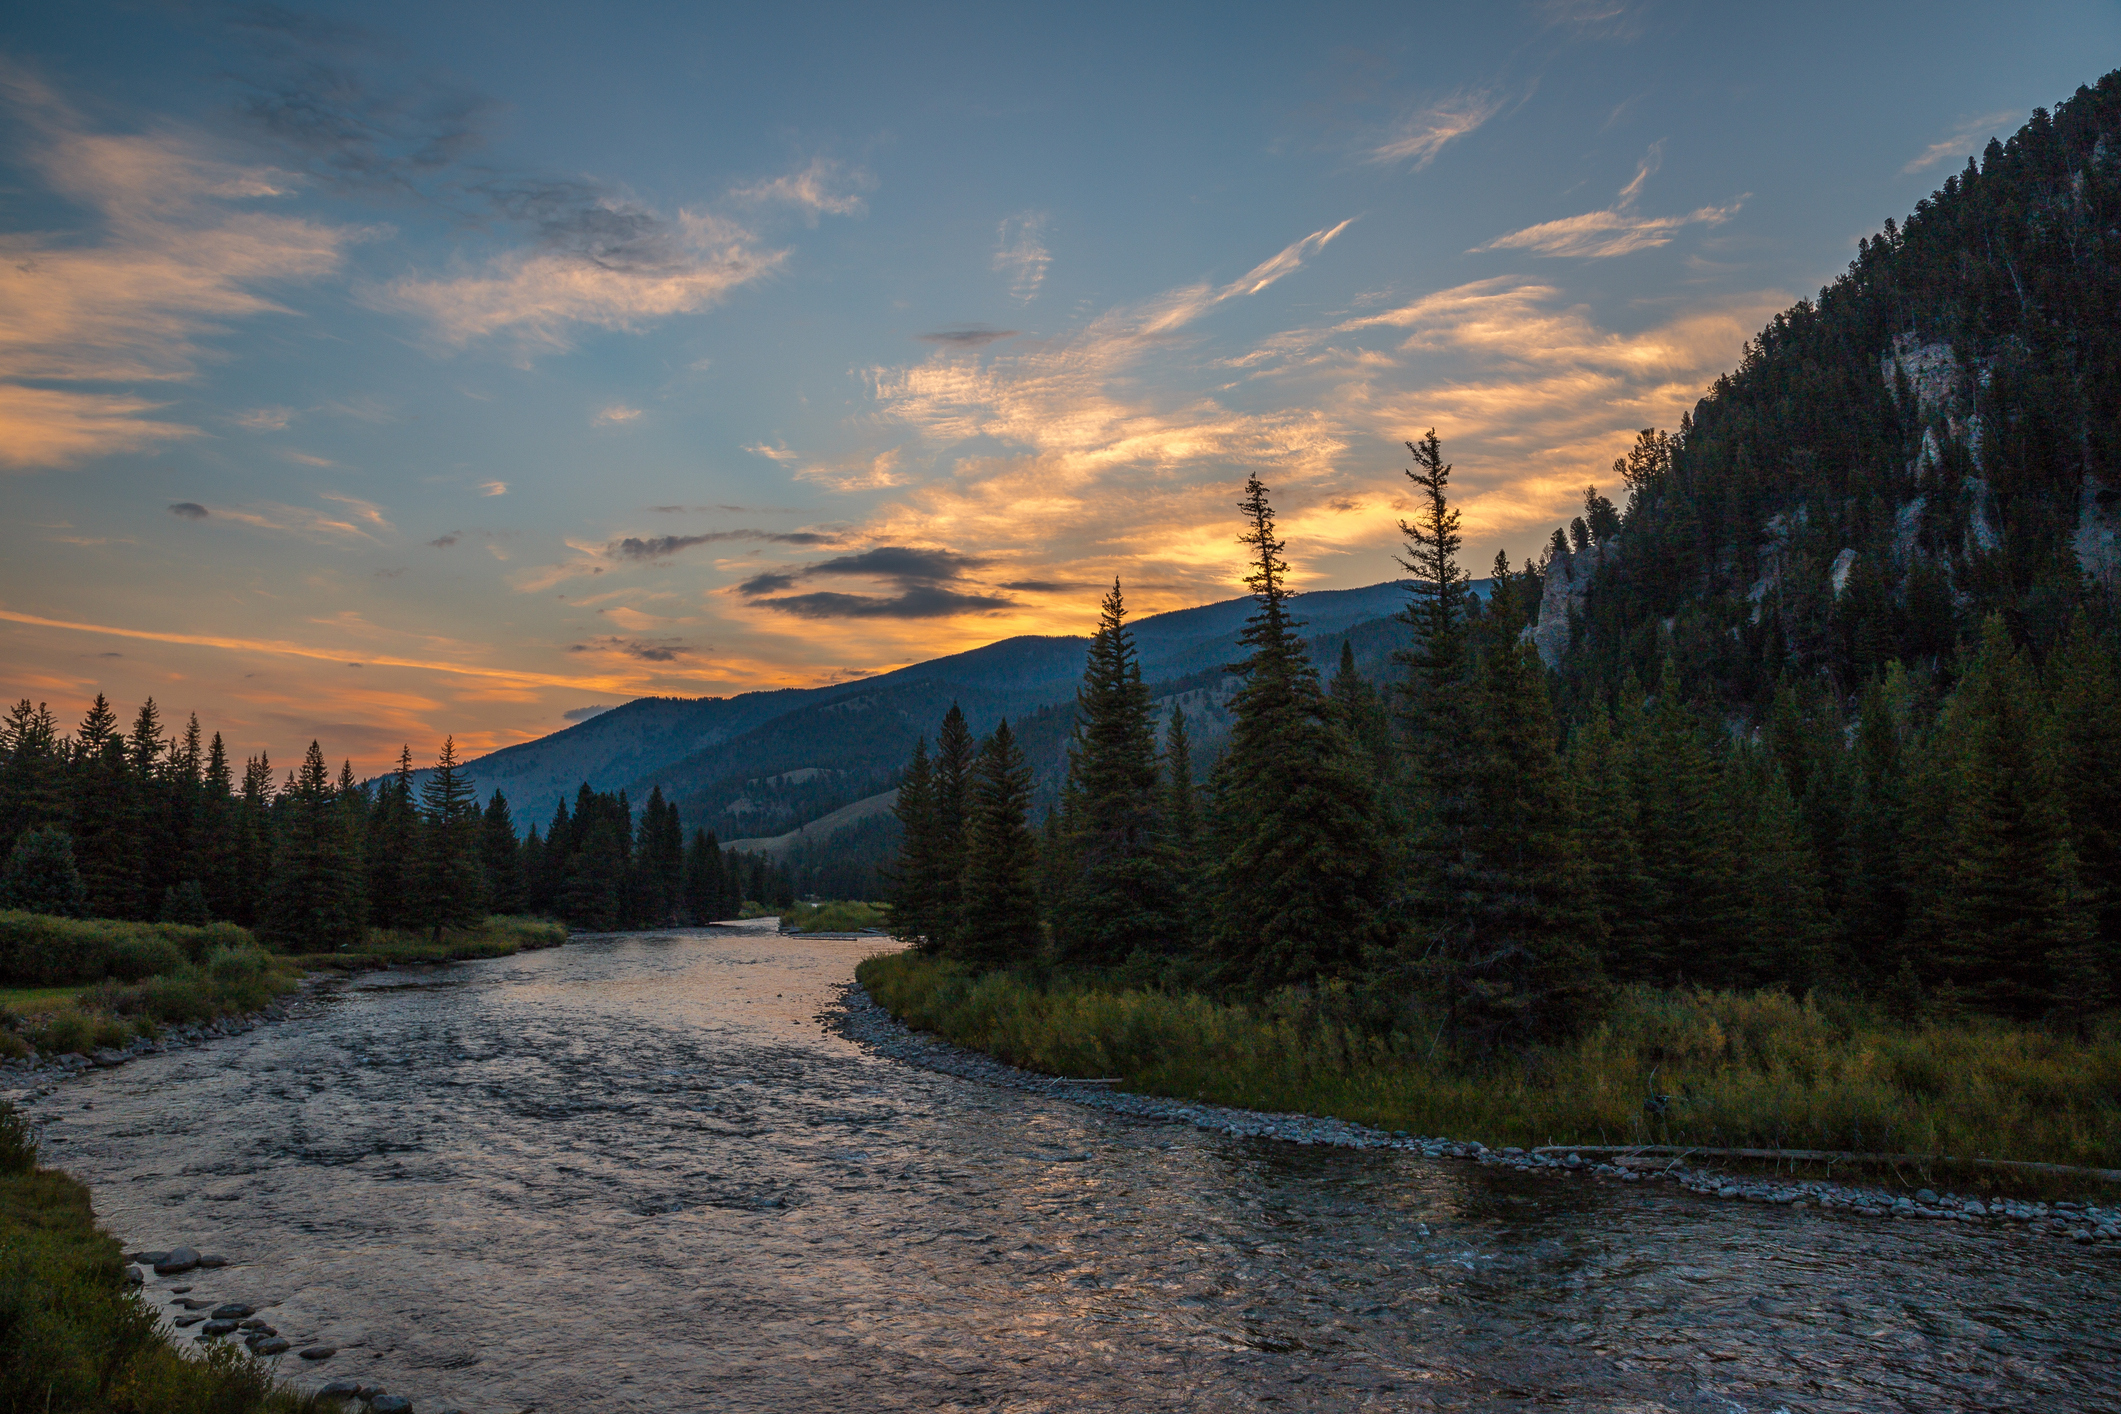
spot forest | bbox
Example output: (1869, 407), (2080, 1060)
(884, 74), (2121, 1041)
(0, 700), (795, 946)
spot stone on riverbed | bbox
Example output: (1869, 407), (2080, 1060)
(154, 1247), (201, 1275)
(173, 1315), (204, 1327)
(200, 1319), (239, 1336)
(299, 1345), (337, 1360)
(197, 1255), (229, 1268)
(371, 1397), (413, 1414)
(247, 1335), (291, 1355)
(210, 1303), (253, 1319)
(317, 1380), (361, 1400)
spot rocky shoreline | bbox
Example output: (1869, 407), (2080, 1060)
(831, 981), (2121, 1248)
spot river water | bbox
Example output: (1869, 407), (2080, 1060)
(20, 927), (2120, 1413)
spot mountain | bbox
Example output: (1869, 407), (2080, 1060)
(433, 578), (1484, 849)
(1548, 72), (2121, 718)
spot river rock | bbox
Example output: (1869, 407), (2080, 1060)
(125, 1265), (143, 1286)
(318, 1380), (361, 1399)
(173, 1315), (204, 1327)
(211, 1303), (253, 1319)
(155, 1247), (201, 1275)
(249, 1337), (291, 1356)
(371, 1397), (413, 1414)
(91, 1049), (127, 1067)
(200, 1319), (239, 1336)
(129, 1250), (169, 1266)
(1917, 1188), (1940, 1203)
(197, 1255), (229, 1268)
(299, 1345), (337, 1360)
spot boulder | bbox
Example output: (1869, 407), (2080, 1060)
(250, 1337), (291, 1356)
(154, 1247), (200, 1275)
(371, 1397), (413, 1414)
(318, 1380), (361, 1399)
(299, 1346), (338, 1361)
(210, 1303), (253, 1319)
(200, 1319), (239, 1336)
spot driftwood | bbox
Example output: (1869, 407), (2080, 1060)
(1527, 1143), (2121, 1184)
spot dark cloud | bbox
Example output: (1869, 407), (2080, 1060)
(648, 505), (683, 513)
(737, 570), (799, 595)
(568, 637), (690, 662)
(997, 579), (1083, 593)
(802, 546), (989, 584)
(562, 704), (613, 723)
(90, 651), (123, 658)
(916, 326), (1019, 347)
(169, 502), (209, 520)
(748, 587), (1016, 620)
(427, 531), (460, 548)
(612, 529), (839, 561)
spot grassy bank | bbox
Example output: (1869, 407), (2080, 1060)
(0, 913), (562, 1059)
(858, 952), (2121, 1186)
(0, 1102), (317, 1412)
(780, 900), (890, 934)
(288, 914), (566, 971)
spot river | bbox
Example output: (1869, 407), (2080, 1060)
(20, 926), (2120, 1412)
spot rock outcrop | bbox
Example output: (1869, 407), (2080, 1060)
(1530, 537), (1620, 669)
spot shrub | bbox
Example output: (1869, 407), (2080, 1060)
(0, 1100), (35, 1175)
(0, 913), (260, 986)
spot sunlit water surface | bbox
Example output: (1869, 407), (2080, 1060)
(25, 927), (2119, 1413)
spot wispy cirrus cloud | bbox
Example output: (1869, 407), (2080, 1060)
(1902, 110), (2017, 174)
(1472, 145), (1742, 258)
(0, 65), (365, 470)
(994, 213), (1051, 302)
(730, 156), (874, 223)
(1363, 90), (1505, 169)
(610, 529), (842, 562)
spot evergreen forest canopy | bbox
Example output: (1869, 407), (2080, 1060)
(888, 74), (2121, 1042)
(0, 699), (798, 946)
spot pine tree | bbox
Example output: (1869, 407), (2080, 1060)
(1329, 639), (1394, 789)
(1567, 706), (1654, 976)
(1052, 579), (1175, 965)
(2046, 614), (2121, 962)
(190, 732), (240, 922)
(68, 695), (143, 919)
(234, 751), (273, 927)
(955, 720), (1041, 968)
(1161, 706), (1200, 945)
(481, 791), (524, 915)
(1725, 747), (1833, 989)
(1436, 566), (1601, 1042)
(928, 705), (976, 951)
(1626, 660), (1743, 983)
(364, 748), (417, 929)
(258, 742), (364, 951)
(1208, 476), (1389, 992)
(1842, 667), (1913, 986)
(0, 700), (65, 862)
(413, 737), (486, 937)
(0, 826), (85, 916)
(683, 828), (726, 924)
(1930, 616), (2100, 1016)
(886, 739), (941, 947)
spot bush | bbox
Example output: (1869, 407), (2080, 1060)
(780, 900), (891, 933)
(0, 913), (259, 986)
(0, 828), (85, 917)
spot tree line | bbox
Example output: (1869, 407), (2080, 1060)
(888, 443), (2121, 1043)
(0, 700), (796, 946)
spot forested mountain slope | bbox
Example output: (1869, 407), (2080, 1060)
(1558, 71), (2121, 716)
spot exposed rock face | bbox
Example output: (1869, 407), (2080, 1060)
(1830, 548), (1858, 596)
(2079, 475), (2121, 591)
(1531, 537), (1620, 669)
(1883, 335), (1960, 420)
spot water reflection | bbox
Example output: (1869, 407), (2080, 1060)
(22, 928), (2118, 1412)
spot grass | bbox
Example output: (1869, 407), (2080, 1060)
(858, 951), (2121, 1195)
(0, 945), (301, 1060)
(0, 1099), (321, 1413)
(0, 913), (258, 988)
(288, 914), (567, 971)
(780, 900), (891, 934)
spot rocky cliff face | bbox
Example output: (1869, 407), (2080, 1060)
(1531, 537), (1620, 669)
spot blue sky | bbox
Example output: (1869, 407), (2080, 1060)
(3, 0), (2113, 770)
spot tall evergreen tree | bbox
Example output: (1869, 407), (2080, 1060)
(1052, 580), (1174, 965)
(481, 791), (524, 915)
(683, 827), (726, 924)
(1208, 476), (1389, 992)
(234, 750), (273, 927)
(190, 732), (239, 922)
(1161, 706), (1199, 942)
(1626, 660), (1743, 983)
(1928, 617), (2100, 1016)
(1329, 639), (1394, 789)
(928, 705), (976, 951)
(886, 739), (942, 947)
(413, 737), (486, 937)
(68, 695), (143, 919)
(259, 741), (364, 950)
(0, 700), (65, 861)
(365, 747), (417, 929)
(0, 826), (85, 916)
(955, 719), (1041, 968)
(2046, 614), (2121, 962)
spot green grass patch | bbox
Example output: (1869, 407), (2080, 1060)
(0, 984), (87, 1010)
(0, 944), (300, 1059)
(858, 952), (2121, 1192)
(0, 1100), (320, 1412)
(780, 900), (891, 933)
(289, 914), (566, 971)
(0, 912), (258, 987)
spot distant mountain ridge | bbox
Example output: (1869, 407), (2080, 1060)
(428, 578), (1472, 840)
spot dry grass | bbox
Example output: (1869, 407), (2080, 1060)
(858, 953), (2121, 1178)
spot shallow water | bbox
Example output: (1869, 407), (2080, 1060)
(23, 926), (2120, 1412)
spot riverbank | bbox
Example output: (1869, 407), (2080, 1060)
(0, 1102), (319, 1413)
(849, 953), (2121, 1217)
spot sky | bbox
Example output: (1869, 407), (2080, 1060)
(3, 0), (2114, 774)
